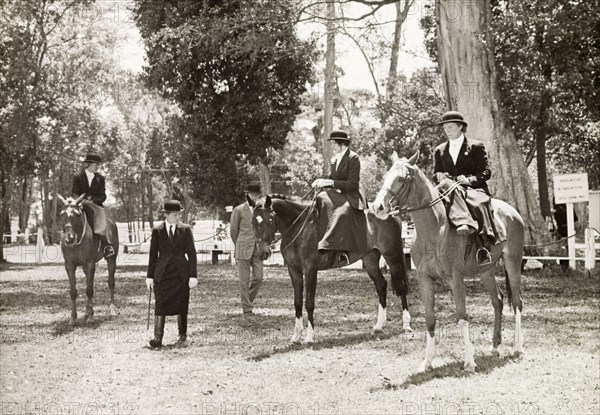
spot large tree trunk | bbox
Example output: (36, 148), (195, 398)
(436, 0), (547, 243)
(322, 0), (336, 175)
(18, 177), (33, 232)
(258, 162), (272, 195)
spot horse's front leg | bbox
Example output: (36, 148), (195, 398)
(288, 266), (304, 343)
(83, 263), (96, 323)
(386, 256), (412, 332)
(364, 253), (387, 333)
(417, 272), (436, 372)
(66, 264), (78, 326)
(107, 256), (118, 318)
(304, 268), (318, 343)
(451, 273), (476, 372)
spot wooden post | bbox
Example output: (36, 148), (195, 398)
(36, 228), (44, 264)
(585, 228), (595, 275)
(567, 202), (576, 270)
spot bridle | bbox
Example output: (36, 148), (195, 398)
(62, 206), (89, 246)
(380, 164), (461, 215)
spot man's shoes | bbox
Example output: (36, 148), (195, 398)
(456, 225), (476, 236)
(175, 335), (187, 346)
(149, 316), (165, 348)
(103, 244), (116, 258)
(339, 252), (350, 266)
(476, 247), (493, 266)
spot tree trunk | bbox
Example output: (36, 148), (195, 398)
(322, 0), (336, 175)
(436, 0), (547, 243)
(18, 177), (33, 232)
(259, 162), (272, 195)
(386, 0), (412, 100)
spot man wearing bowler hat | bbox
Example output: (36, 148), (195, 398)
(71, 152), (115, 258)
(230, 183), (264, 318)
(432, 111), (496, 265)
(146, 200), (198, 348)
(312, 129), (368, 266)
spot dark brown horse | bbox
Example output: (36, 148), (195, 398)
(250, 194), (411, 343)
(372, 151), (524, 372)
(58, 195), (119, 326)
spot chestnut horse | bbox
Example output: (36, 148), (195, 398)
(58, 195), (119, 326)
(250, 194), (412, 343)
(372, 151), (524, 372)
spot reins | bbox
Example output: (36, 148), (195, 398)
(389, 181), (461, 215)
(62, 208), (90, 246)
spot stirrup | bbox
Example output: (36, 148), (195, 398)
(476, 247), (492, 266)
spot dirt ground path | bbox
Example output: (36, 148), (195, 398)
(1, 261), (598, 414)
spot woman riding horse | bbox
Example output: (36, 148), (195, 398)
(433, 111), (497, 266)
(311, 129), (368, 266)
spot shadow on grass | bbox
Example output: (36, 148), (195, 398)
(370, 353), (522, 391)
(248, 330), (399, 362)
(52, 315), (115, 336)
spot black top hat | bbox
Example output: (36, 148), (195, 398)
(244, 183), (261, 194)
(162, 199), (183, 213)
(436, 111), (468, 126)
(327, 129), (351, 142)
(83, 152), (102, 164)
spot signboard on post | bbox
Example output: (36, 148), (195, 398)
(554, 173), (589, 204)
(554, 173), (589, 270)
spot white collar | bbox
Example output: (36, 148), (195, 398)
(164, 221), (177, 231)
(448, 134), (465, 147)
(332, 147), (349, 164)
(85, 170), (95, 179)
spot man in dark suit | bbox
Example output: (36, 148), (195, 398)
(71, 152), (115, 258)
(230, 183), (264, 318)
(312, 129), (368, 265)
(146, 200), (198, 348)
(432, 111), (495, 265)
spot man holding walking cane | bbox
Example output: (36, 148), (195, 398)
(145, 200), (198, 348)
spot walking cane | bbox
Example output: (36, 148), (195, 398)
(146, 287), (152, 330)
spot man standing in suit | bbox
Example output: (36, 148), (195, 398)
(71, 152), (115, 258)
(146, 200), (198, 348)
(230, 183), (264, 318)
(312, 129), (368, 265)
(432, 111), (495, 265)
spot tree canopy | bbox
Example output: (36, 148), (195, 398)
(133, 0), (317, 210)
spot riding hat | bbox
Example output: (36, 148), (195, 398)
(327, 129), (351, 142)
(162, 199), (184, 213)
(244, 183), (261, 194)
(83, 152), (102, 164)
(436, 111), (468, 127)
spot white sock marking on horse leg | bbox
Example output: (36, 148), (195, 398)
(402, 309), (413, 332)
(514, 309), (524, 355)
(373, 304), (386, 332)
(458, 319), (476, 371)
(291, 317), (303, 343)
(304, 321), (315, 343)
(419, 332), (436, 372)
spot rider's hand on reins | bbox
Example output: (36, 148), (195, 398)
(312, 179), (333, 188)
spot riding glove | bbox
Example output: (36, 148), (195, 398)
(189, 277), (198, 289)
(145, 278), (153, 291)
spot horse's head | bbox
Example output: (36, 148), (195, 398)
(58, 194), (86, 246)
(372, 150), (419, 219)
(249, 194), (277, 260)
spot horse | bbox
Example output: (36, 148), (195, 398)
(371, 151), (524, 372)
(58, 194), (119, 326)
(250, 193), (412, 344)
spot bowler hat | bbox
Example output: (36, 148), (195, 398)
(244, 183), (261, 194)
(162, 199), (183, 213)
(436, 111), (468, 126)
(83, 152), (102, 164)
(327, 129), (351, 142)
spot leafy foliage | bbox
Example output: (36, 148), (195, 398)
(133, 0), (317, 210)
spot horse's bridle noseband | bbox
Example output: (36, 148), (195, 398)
(62, 207), (88, 246)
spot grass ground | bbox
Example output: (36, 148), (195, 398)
(0, 260), (598, 415)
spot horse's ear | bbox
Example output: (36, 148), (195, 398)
(265, 195), (272, 209)
(57, 194), (67, 205)
(391, 151), (400, 163)
(74, 194), (86, 205)
(407, 150), (420, 165)
(246, 193), (256, 208)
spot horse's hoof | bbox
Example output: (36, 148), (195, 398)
(403, 324), (414, 333)
(490, 347), (500, 357)
(84, 315), (94, 323)
(418, 361), (433, 372)
(513, 349), (524, 358)
(290, 336), (301, 344)
(108, 304), (119, 318)
(303, 336), (315, 344)
(463, 362), (477, 373)
(69, 318), (76, 327)
(372, 327), (384, 335)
